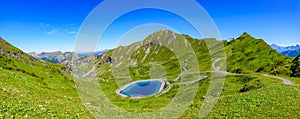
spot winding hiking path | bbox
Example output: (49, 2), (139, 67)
(174, 58), (224, 82)
(213, 58), (293, 85)
(262, 74), (293, 85)
(175, 76), (208, 85)
(212, 58), (293, 85)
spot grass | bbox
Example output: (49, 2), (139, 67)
(208, 84), (300, 118)
(95, 69), (300, 118)
(225, 33), (292, 75)
(0, 37), (92, 118)
(1, 30), (300, 118)
(93, 31), (300, 118)
(0, 68), (92, 118)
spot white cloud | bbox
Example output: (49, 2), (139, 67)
(47, 29), (59, 35)
(276, 43), (300, 47)
(43, 23), (79, 37)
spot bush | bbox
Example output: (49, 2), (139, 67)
(270, 66), (292, 76)
(240, 80), (263, 92)
(256, 67), (264, 72)
(239, 76), (256, 83)
(233, 68), (243, 74)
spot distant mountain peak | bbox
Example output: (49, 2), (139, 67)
(143, 30), (179, 44)
(154, 29), (175, 33)
(150, 30), (176, 37)
(34, 50), (108, 63)
(270, 43), (300, 57)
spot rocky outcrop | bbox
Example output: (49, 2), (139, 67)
(0, 47), (35, 66)
(98, 56), (115, 67)
(104, 57), (115, 64)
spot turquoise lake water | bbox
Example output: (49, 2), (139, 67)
(119, 80), (162, 98)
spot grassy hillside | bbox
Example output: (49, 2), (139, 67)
(225, 32), (292, 75)
(91, 30), (300, 118)
(207, 74), (300, 118)
(97, 31), (293, 80)
(0, 37), (92, 118)
(1, 29), (299, 118)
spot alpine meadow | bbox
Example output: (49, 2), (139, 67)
(1, 30), (300, 118)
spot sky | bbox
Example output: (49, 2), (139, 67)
(0, 0), (299, 52)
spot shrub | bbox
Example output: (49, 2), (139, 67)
(239, 76), (256, 83)
(270, 66), (292, 76)
(240, 80), (263, 92)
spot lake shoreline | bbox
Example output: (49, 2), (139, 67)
(116, 79), (167, 99)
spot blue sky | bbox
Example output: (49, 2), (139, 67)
(0, 0), (299, 52)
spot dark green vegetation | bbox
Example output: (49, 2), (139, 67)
(291, 55), (300, 77)
(0, 37), (92, 118)
(1, 30), (300, 118)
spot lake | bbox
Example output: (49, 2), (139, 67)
(117, 79), (165, 98)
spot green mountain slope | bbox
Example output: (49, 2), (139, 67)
(1, 30), (299, 118)
(225, 32), (292, 75)
(97, 31), (293, 79)
(0, 37), (91, 118)
(90, 30), (299, 118)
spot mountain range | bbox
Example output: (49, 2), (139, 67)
(29, 50), (108, 64)
(29, 42), (300, 64)
(271, 44), (300, 57)
(96, 31), (295, 78)
(1, 31), (300, 118)
(91, 30), (300, 118)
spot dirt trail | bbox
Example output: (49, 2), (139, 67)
(262, 74), (293, 85)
